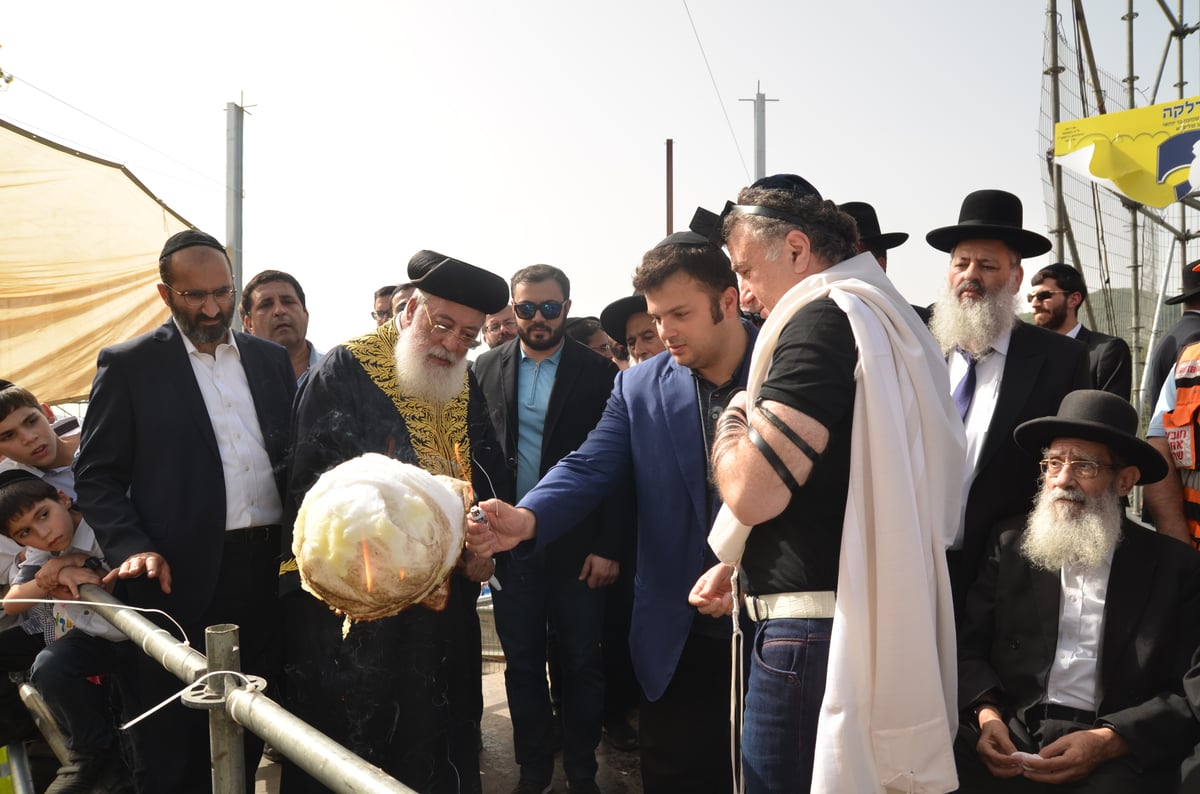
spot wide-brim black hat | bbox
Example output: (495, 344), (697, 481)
(1014, 390), (1167, 484)
(601, 294), (648, 345)
(839, 201), (907, 250)
(406, 252), (509, 314)
(926, 189), (1051, 258)
(1166, 258), (1200, 305)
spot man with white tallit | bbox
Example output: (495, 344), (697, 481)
(688, 174), (964, 793)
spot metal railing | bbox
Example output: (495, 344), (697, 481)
(77, 584), (415, 794)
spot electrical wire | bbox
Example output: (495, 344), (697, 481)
(681, 0), (751, 182)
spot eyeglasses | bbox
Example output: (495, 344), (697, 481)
(371, 309), (392, 321)
(485, 318), (518, 334)
(1026, 290), (1069, 303)
(422, 304), (481, 349)
(589, 342), (613, 356)
(513, 301), (565, 320)
(1039, 457), (1117, 479)
(163, 284), (236, 307)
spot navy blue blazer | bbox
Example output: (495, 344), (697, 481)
(74, 321), (295, 623)
(520, 323), (756, 701)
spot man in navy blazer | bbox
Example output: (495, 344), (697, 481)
(74, 230), (295, 793)
(469, 232), (754, 794)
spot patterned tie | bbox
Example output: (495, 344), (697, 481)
(952, 349), (977, 422)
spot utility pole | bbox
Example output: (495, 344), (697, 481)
(226, 101), (246, 291)
(740, 82), (777, 180)
(666, 138), (674, 235)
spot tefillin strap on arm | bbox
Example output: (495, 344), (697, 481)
(747, 399), (821, 493)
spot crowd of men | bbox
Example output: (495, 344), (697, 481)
(7, 172), (1200, 794)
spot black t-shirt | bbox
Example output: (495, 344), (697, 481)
(740, 297), (857, 595)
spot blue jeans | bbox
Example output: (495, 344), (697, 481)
(493, 550), (605, 785)
(741, 617), (831, 794)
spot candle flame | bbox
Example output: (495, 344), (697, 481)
(453, 442), (476, 505)
(398, 568), (406, 581)
(361, 538), (373, 592)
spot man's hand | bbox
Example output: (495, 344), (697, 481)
(688, 562), (735, 617)
(1021, 727), (1130, 784)
(54, 566), (104, 599)
(103, 552), (173, 594)
(459, 549), (496, 583)
(468, 499), (536, 555)
(578, 554), (618, 589)
(975, 711), (1023, 778)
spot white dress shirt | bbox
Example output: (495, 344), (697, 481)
(180, 325), (283, 530)
(1044, 549), (1114, 711)
(949, 327), (1012, 549)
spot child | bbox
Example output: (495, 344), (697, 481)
(0, 382), (80, 499)
(0, 469), (130, 792)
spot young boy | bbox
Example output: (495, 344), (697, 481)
(0, 382), (80, 499)
(0, 469), (130, 792)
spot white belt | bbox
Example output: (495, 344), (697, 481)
(743, 590), (835, 621)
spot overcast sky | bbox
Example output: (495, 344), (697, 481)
(1, 2), (1189, 349)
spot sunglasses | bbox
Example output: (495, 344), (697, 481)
(513, 301), (565, 320)
(1026, 290), (1068, 303)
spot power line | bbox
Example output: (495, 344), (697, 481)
(682, 0), (750, 183)
(9, 71), (228, 191)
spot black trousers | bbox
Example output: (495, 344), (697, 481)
(117, 536), (280, 794)
(639, 631), (741, 794)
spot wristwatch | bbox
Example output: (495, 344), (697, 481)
(82, 556), (104, 572)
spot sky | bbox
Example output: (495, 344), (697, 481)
(1, 2), (1193, 351)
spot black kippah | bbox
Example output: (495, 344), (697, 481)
(160, 229), (226, 262)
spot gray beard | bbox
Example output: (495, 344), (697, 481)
(1020, 483), (1124, 572)
(393, 330), (468, 406)
(929, 277), (1018, 355)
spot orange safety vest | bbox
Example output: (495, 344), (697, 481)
(1161, 340), (1200, 546)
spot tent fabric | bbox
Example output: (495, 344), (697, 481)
(0, 119), (194, 404)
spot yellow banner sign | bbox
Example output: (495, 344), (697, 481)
(1054, 95), (1200, 208)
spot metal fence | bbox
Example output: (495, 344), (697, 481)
(27, 585), (418, 794)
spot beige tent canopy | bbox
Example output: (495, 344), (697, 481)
(0, 118), (193, 404)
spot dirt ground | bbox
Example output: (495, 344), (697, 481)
(254, 668), (643, 794)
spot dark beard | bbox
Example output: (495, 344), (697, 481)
(172, 308), (230, 346)
(517, 322), (565, 351)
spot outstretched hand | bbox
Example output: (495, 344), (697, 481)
(103, 552), (173, 594)
(466, 499), (536, 555)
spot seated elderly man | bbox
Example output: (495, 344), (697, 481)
(957, 389), (1200, 792)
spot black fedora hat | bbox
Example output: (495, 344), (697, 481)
(926, 189), (1051, 258)
(1165, 258), (1200, 305)
(1013, 390), (1167, 484)
(839, 201), (908, 250)
(601, 293), (648, 345)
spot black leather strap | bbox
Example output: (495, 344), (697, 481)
(756, 400), (821, 464)
(748, 424), (800, 492)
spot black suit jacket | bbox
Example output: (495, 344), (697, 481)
(959, 516), (1200, 769)
(74, 321), (295, 623)
(955, 321), (1090, 605)
(1076, 325), (1132, 401)
(473, 337), (628, 567)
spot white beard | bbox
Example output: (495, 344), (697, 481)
(930, 272), (1019, 355)
(1020, 482), (1124, 572)
(393, 327), (468, 406)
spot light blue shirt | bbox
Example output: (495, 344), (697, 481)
(515, 343), (564, 500)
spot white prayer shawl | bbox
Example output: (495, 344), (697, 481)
(709, 253), (964, 794)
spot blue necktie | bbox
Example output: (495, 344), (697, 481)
(952, 349), (977, 422)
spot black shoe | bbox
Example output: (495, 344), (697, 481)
(602, 718), (638, 752)
(567, 780), (601, 794)
(44, 752), (125, 794)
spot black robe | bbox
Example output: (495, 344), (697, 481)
(279, 324), (508, 794)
